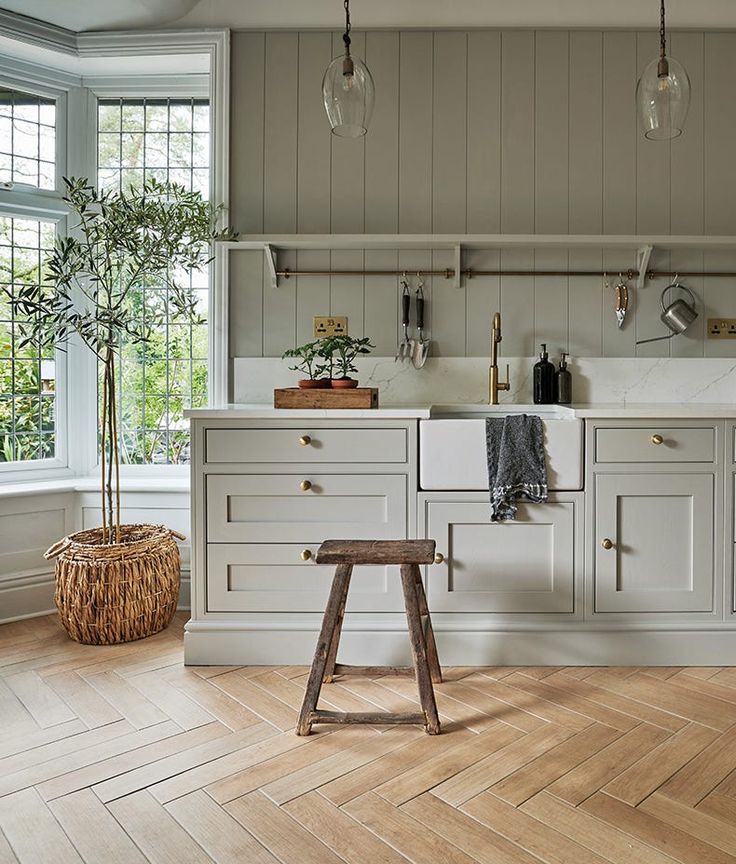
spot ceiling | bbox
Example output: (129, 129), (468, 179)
(4, 0), (736, 33)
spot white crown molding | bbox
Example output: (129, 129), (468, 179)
(0, 9), (76, 55)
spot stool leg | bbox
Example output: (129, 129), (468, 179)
(297, 563), (353, 736)
(323, 565), (352, 683)
(400, 564), (441, 735)
(413, 566), (442, 684)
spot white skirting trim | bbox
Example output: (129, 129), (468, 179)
(184, 623), (736, 667)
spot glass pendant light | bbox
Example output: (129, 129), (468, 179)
(322, 0), (374, 138)
(636, 0), (690, 140)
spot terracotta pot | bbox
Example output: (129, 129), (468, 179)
(331, 377), (359, 389)
(297, 378), (330, 389)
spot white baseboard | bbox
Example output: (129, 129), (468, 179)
(0, 571), (190, 624)
(184, 622), (736, 666)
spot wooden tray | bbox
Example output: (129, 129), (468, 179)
(273, 387), (379, 409)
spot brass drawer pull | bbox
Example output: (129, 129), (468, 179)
(299, 435), (312, 446)
(601, 538), (614, 550)
(299, 479), (312, 491)
(301, 549), (312, 561)
(434, 553), (445, 564)
(651, 434), (664, 445)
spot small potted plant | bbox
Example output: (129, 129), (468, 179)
(282, 340), (330, 388)
(324, 335), (375, 388)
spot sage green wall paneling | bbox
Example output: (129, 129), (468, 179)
(399, 33), (433, 233)
(297, 32), (332, 233)
(364, 32), (400, 233)
(535, 31), (569, 234)
(430, 248), (466, 356)
(331, 31), (365, 233)
(670, 32), (704, 235)
(364, 251), (399, 356)
(705, 33), (736, 235)
(263, 33), (298, 233)
(231, 32), (264, 233)
(432, 31), (467, 234)
(636, 32), (670, 235)
(636, 250), (672, 357)
(602, 32), (637, 234)
(534, 249), (569, 354)
(500, 249), (535, 356)
(501, 31), (535, 234)
(465, 249), (501, 356)
(229, 249), (264, 358)
(330, 250), (365, 337)
(568, 32), (602, 234)
(295, 251), (330, 347)
(704, 250), (736, 358)
(466, 31), (501, 233)
(568, 251), (603, 358)
(263, 249), (296, 356)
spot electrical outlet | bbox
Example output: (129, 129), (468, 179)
(313, 316), (348, 337)
(708, 318), (736, 338)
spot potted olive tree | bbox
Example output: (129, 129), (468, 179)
(15, 176), (223, 644)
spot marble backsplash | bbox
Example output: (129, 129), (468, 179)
(233, 356), (736, 406)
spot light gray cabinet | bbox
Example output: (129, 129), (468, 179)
(422, 494), (580, 613)
(594, 473), (715, 613)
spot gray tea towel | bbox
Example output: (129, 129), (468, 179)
(485, 414), (548, 521)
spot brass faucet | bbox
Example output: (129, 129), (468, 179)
(488, 312), (510, 404)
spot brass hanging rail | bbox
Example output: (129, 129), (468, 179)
(277, 268), (735, 280)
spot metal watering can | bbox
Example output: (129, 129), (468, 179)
(636, 280), (698, 345)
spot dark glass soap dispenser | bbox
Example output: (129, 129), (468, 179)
(533, 343), (555, 404)
(555, 352), (572, 405)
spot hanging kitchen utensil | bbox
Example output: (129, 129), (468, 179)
(636, 279), (698, 345)
(395, 276), (413, 362)
(614, 273), (629, 329)
(412, 274), (429, 368)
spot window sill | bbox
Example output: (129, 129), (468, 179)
(0, 474), (190, 500)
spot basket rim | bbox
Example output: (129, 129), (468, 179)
(47, 523), (183, 559)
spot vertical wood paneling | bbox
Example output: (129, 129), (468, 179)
(501, 32), (535, 233)
(602, 32), (637, 234)
(364, 32), (400, 233)
(297, 32), (332, 233)
(263, 249), (296, 356)
(230, 32), (264, 233)
(465, 249), (500, 356)
(432, 31), (467, 233)
(602, 252), (635, 357)
(466, 32), (501, 233)
(399, 33), (433, 233)
(229, 250), (264, 358)
(569, 32), (602, 234)
(534, 250), (569, 352)
(704, 33), (736, 235)
(263, 33), (298, 233)
(535, 32), (569, 233)
(568, 250), (603, 357)
(635, 250), (671, 357)
(329, 250), (365, 337)
(295, 251), (330, 347)
(331, 31), (366, 233)
(670, 32), (704, 235)
(500, 250), (535, 355)
(704, 251), (736, 358)
(430, 249), (465, 356)
(364, 251), (399, 356)
(636, 32), (670, 235)
(670, 250), (704, 358)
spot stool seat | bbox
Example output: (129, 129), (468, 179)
(316, 539), (436, 566)
(297, 538), (442, 736)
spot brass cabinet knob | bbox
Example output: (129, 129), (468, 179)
(300, 549), (312, 561)
(651, 434), (664, 445)
(299, 435), (312, 446)
(601, 538), (614, 550)
(434, 553), (445, 564)
(299, 479), (312, 491)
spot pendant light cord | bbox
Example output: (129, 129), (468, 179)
(657, 0), (669, 77)
(343, 0), (352, 54)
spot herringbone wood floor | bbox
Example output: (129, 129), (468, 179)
(2, 614), (736, 863)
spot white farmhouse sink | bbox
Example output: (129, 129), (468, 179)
(420, 404), (583, 491)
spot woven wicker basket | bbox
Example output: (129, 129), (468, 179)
(45, 523), (184, 645)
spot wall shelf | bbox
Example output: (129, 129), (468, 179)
(218, 234), (736, 290)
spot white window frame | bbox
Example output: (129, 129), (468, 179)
(0, 22), (230, 484)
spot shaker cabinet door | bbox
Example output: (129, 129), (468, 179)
(594, 473), (714, 613)
(425, 498), (576, 613)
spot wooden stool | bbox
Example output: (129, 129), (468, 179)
(296, 539), (442, 736)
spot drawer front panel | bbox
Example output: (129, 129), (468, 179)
(207, 544), (403, 612)
(205, 427), (407, 464)
(426, 499), (575, 613)
(595, 426), (715, 463)
(207, 474), (407, 543)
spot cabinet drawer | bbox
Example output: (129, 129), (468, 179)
(595, 426), (715, 463)
(206, 544), (404, 612)
(206, 474), (407, 543)
(205, 427), (407, 464)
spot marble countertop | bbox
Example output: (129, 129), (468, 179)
(186, 402), (736, 420)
